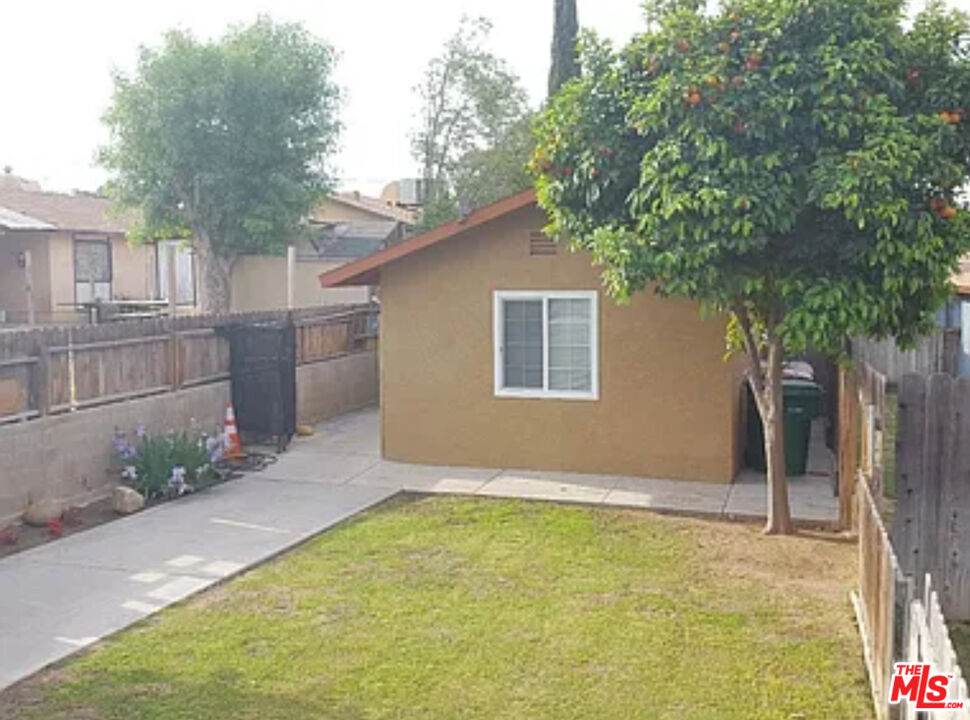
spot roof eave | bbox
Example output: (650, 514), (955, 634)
(318, 189), (537, 288)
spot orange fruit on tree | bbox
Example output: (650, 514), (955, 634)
(941, 206), (957, 219)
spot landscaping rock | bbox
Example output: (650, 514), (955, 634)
(24, 498), (65, 527)
(112, 487), (145, 515)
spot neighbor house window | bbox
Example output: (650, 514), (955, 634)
(74, 235), (112, 303)
(493, 290), (598, 400)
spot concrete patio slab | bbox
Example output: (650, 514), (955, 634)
(349, 460), (500, 493)
(724, 470), (837, 524)
(604, 475), (731, 515)
(302, 408), (838, 526)
(476, 470), (617, 504)
(257, 452), (379, 483)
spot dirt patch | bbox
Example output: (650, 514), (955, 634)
(0, 498), (118, 560)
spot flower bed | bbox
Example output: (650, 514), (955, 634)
(112, 422), (227, 501)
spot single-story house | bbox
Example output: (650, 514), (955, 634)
(0, 183), (196, 324)
(229, 191), (417, 312)
(319, 189), (746, 483)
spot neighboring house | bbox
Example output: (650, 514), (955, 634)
(319, 189), (746, 483)
(316, 191), (417, 228)
(230, 191), (416, 312)
(0, 185), (195, 324)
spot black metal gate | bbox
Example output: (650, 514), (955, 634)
(227, 320), (296, 451)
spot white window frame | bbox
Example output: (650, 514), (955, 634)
(492, 290), (599, 401)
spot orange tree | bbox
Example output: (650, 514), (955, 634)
(531, 0), (970, 533)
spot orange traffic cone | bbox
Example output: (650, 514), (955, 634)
(223, 404), (244, 459)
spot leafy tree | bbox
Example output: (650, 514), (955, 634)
(100, 17), (340, 312)
(532, 0), (970, 533)
(411, 17), (533, 227)
(549, 0), (580, 95)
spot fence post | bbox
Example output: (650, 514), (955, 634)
(33, 337), (50, 417)
(170, 330), (182, 391)
(838, 365), (857, 531)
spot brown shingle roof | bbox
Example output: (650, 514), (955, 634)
(0, 206), (55, 231)
(0, 188), (135, 234)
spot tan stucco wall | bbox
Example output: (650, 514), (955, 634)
(111, 235), (153, 300)
(0, 231), (52, 322)
(313, 197), (390, 223)
(296, 351), (379, 426)
(379, 205), (746, 483)
(231, 255), (370, 312)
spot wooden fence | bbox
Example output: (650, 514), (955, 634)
(893, 372), (970, 621)
(857, 479), (970, 719)
(857, 477), (914, 719)
(836, 361), (888, 529)
(849, 361), (970, 718)
(0, 304), (377, 424)
(852, 329), (960, 384)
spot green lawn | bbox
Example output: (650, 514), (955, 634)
(2, 496), (872, 720)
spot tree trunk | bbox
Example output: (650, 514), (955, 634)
(761, 334), (794, 535)
(735, 306), (795, 535)
(195, 234), (234, 314)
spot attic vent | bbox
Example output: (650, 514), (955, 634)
(529, 231), (558, 256)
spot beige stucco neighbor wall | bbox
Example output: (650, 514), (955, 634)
(231, 256), (370, 312)
(379, 205), (746, 483)
(296, 351), (378, 426)
(0, 231), (52, 322)
(314, 197), (387, 223)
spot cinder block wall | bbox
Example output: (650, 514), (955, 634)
(0, 383), (229, 526)
(296, 351), (378, 426)
(0, 350), (379, 526)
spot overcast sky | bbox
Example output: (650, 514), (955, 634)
(2, 1), (967, 197)
(0, 0), (645, 196)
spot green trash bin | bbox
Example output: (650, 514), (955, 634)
(745, 379), (823, 476)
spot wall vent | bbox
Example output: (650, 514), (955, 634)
(529, 231), (558, 256)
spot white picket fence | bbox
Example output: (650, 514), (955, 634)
(856, 479), (970, 719)
(901, 575), (970, 720)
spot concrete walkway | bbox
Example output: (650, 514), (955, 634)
(270, 407), (839, 525)
(0, 475), (393, 690)
(0, 405), (837, 691)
